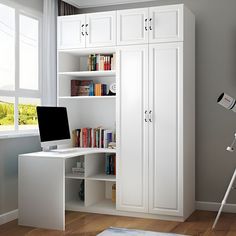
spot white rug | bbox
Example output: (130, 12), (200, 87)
(98, 227), (187, 236)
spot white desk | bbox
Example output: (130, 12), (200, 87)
(18, 148), (116, 230)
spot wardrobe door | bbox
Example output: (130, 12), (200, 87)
(117, 8), (148, 46)
(149, 43), (183, 216)
(58, 15), (86, 49)
(149, 5), (183, 43)
(117, 45), (149, 213)
(85, 11), (116, 48)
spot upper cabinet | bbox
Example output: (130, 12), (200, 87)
(86, 11), (116, 48)
(117, 8), (148, 45)
(149, 5), (183, 43)
(117, 4), (184, 46)
(58, 15), (86, 49)
(58, 11), (116, 49)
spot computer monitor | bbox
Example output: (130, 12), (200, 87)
(36, 106), (71, 151)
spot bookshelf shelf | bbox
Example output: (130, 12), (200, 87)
(65, 173), (85, 180)
(58, 47), (116, 56)
(87, 174), (116, 182)
(65, 199), (85, 211)
(59, 96), (116, 100)
(59, 70), (116, 77)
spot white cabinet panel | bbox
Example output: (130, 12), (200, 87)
(149, 5), (183, 43)
(117, 45), (148, 213)
(86, 11), (116, 47)
(58, 15), (85, 49)
(149, 43), (183, 216)
(117, 8), (148, 45)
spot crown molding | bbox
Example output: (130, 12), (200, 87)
(63, 0), (154, 9)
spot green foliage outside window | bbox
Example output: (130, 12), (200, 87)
(0, 101), (38, 126)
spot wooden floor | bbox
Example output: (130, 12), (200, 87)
(1, 210), (236, 236)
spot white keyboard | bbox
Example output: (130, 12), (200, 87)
(50, 148), (79, 154)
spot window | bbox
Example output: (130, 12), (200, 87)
(0, 2), (42, 133)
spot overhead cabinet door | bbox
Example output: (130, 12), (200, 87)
(85, 11), (116, 47)
(117, 8), (148, 45)
(148, 42), (183, 216)
(149, 5), (183, 43)
(117, 45), (149, 213)
(58, 15), (86, 49)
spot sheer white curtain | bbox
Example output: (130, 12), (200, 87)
(42, 0), (57, 106)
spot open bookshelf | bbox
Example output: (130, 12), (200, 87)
(58, 48), (117, 213)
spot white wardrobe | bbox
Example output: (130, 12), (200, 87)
(58, 4), (195, 221)
(116, 4), (195, 220)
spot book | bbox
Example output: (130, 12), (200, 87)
(78, 80), (93, 96)
(105, 154), (116, 175)
(71, 80), (80, 96)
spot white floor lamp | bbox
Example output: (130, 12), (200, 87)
(213, 93), (236, 229)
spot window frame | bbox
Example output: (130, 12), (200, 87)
(0, 0), (43, 136)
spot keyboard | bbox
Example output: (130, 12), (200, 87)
(50, 148), (79, 154)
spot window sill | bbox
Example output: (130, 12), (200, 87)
(0, 131), (39, 139)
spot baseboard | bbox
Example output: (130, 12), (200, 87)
(196, 201), (236, 213)
(0, 209), (18, 225)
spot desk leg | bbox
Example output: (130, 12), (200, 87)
(18, 156), (65, 230)
(212, 168), (236, 229)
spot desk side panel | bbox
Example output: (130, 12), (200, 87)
(18, 155), (65, 230)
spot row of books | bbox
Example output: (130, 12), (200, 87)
(73, 127), (115, 148)
(71, 80), (108, 96)
(105, 154), (116, 175)
(88, 54), (115, 71)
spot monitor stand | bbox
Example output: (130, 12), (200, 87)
(42, 146), (57, 152)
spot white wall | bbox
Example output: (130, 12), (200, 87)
(0, 0), (43, 215)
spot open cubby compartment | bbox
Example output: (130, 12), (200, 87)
(85, 153), (116, 180)
(58, 75), (116, 97)
(58, 51), (116, 73)
(85, 179), (116, 209)
(65, 178), (85, 209)
(59, 98), (116, 132)
(58, 52), (81, 73)
(65, 155), (85, 178)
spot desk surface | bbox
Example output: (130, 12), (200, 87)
(19, 148), (116, 159)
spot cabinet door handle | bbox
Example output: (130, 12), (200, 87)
(145, 18), (148, 31)
(149, 18), (152, 30)
(81, 24), (85, 36)
(149, 110), (152, 122)
(85, 24), (88, 35)
(144, 110), (148, 122)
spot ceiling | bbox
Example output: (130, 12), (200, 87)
(64, 0), (153, 8)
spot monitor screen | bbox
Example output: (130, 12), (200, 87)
(37, 106), (70, 143)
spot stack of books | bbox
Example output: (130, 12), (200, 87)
(71, 80), (108, 96)
(73, 127), (115, 148)
(105, 153), (116, 175)
(88, 54), (116, 71)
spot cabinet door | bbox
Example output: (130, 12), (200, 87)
(117, 8), (148, 45)
(58, 15), (86, 49)
(85, 11), (116, 48)
(149, 5), (183, 43)
(117, 45), (148, 213)
(149, 43), (183, 216)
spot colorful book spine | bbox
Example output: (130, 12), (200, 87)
(87, 54), (115, 71)
(73, 128), (115, 148)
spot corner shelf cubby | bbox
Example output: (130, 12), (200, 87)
(64, 151), (116, 213)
